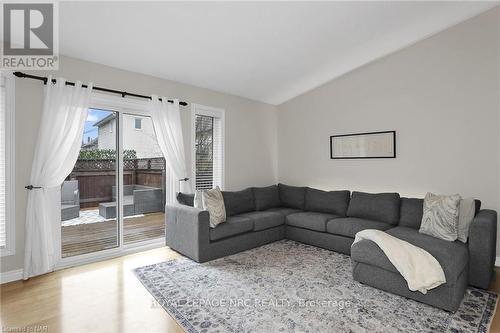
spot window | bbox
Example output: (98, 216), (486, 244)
(192, 104), (224, 190)
(134, 118), (142, 130)
(0, 72), (15, 256)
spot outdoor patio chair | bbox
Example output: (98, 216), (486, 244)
(61, 180), (80, 221)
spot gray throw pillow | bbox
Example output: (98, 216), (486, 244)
(202, 187), (226, 228)
(419, 192), (461, 241)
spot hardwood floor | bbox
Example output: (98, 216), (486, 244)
(2, 250), (500, 333)
(487, 268), (500, 332)
(62, 212), (165, 257)
(1, 247), (183, 333)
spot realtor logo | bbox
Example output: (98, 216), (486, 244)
(1, 2), (59, 69)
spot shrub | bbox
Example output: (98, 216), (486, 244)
(78, 149), (137, 160)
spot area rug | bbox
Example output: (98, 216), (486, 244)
(135, 240), (497, 333)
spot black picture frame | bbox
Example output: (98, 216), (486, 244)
(330, 130), (396, 159)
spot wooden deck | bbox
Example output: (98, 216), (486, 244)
(61, 212), (165, 257)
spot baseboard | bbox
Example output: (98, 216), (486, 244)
(495, 256), (500, 267)
(0, 241), (164, 284)
(0, 269), (23, 284)
(56, 238), (165, 270)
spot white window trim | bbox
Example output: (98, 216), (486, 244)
(1, 73), (15, 257)
(191, 103), (225, 191)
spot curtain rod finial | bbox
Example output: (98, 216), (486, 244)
(25, 185), (42, 190)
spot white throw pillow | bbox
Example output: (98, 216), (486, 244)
(458, 198), (475, 243)
(419, 192), (461, 241)
(202, 186), (226, 228)
(193, 190), (204, 209)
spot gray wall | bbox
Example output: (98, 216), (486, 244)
(1, 56), (278, 272)
(277, 8), (500, 249)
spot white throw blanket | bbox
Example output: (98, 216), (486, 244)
(353, 229), (446, 294)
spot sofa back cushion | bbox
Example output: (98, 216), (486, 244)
(176, 192), (195, 207)
(474, 200), (482, 215)
(347, 191), (400, 224)
(252, 185), (281, 211)
(305, 188), (350, 216)
(278, 184), (306, 209)
(222, 188), (255, 216)
(399, 198), (424, 229)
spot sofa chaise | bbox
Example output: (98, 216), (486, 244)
(61, 180), (80, 221)
(166, 184), (497, 312)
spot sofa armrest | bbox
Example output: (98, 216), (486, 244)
(468, 209), (497, 289)
(165, 204), (210, 262)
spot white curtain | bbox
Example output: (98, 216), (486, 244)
(149, 96), (190, 203)
(24, 77), (92, 279)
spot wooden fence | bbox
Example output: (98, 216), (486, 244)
(67, 158), (166, 208)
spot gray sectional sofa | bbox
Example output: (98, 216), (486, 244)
(166, 184), (497, 312)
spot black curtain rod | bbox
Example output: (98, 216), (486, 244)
(13, 71), (189, 106)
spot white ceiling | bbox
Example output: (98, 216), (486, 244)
(59, 2), (498, 105)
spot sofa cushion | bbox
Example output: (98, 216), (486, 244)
(399, 198), (424, 229)
(352, 226), (468, 283)
(305, 188), (350, 216)
(176, 192), (194, 207)
(286, 212), (339, 232)
(265, 207), (303, 216)
(474, 199), (482, 215)
(238, 211), (285, 231)
(326, 217), (391, 238)
(278, 184), (306, 210)
(252, 185), (281, 211)
(222, 188), (255, 216)
(209, 216), (254, 241)
(347, 191), (400, 224)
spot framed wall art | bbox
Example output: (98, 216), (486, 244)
(330, 131), (396, 159)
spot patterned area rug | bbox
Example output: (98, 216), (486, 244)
(135, 240), (497, 333)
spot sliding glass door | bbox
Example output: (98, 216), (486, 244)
(61, 109), (119, 257)
(122, 113), (166, 245)
(60, 99), (166, 260)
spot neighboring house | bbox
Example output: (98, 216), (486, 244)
(93, 114), (163, 158)
(81, 137), (98, 151)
